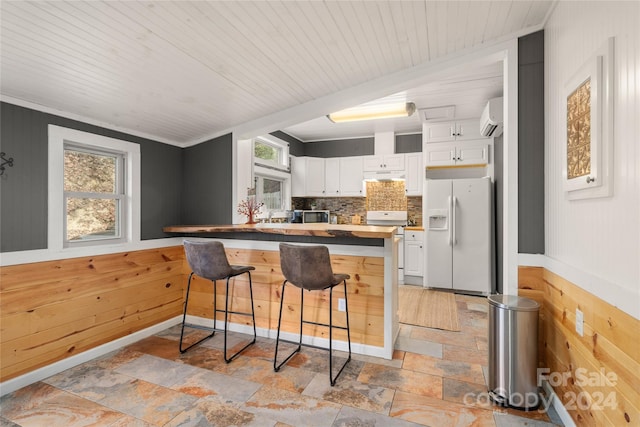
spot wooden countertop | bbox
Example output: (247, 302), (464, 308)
(163, 223), (397, 239)
(405, 226), (424, 231)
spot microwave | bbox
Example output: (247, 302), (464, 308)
(302, 210), (330, 224)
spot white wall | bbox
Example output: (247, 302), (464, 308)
(544, 2), (639, 318)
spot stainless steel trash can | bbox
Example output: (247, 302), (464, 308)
(488, 294), (540, 410)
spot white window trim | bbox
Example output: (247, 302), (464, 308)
(253, 135), (289, 171)
(48, 125), (140, 253)
(254, 164), (291, 216)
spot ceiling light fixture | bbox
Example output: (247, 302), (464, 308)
(327, 102), (416, 123)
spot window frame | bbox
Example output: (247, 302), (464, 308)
(48, 125), (140, 252)
(253, 136), (289, 171)
(253, 165), (291, 215)
(63, 144), (126, 246)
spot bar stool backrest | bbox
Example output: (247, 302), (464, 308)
(184, 240), (232, 280)
(279, 243), (336, 290)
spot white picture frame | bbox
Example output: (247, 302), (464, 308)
(563, 38), (614, 200)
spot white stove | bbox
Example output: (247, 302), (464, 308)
(366, 210), (408, 227)
(366, 211), (407, 283)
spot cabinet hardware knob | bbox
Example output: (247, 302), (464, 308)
(586, 176), (596, 183)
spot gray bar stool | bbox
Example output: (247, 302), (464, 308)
(274, 243), (351, 385)
(180, 240), (256, 363)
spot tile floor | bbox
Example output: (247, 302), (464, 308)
(0, 293), (563, 426)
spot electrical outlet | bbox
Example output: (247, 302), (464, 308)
(576, 308), (584, 337)
(338, 298), (346, 312)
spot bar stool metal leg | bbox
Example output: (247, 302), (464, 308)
(329, 279), (351, 385)
(274, 280), (304, 372)
(222, 271), (257, 363)
(179, 272), (215, 353)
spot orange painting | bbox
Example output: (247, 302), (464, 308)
(566, 78), (591, 179)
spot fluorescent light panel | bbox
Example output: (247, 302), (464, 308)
(328, 102), (416, 123)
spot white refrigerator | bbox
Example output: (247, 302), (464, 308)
(425, 177), (493, 294)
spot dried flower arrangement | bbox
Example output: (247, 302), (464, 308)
(237, 197), (263, 224)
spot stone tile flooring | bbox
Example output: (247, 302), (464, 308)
(0, 294), (564, 426)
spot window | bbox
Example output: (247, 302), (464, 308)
(250, 135), (290, 215)
(48, 125), (140, 251)
(256, 175), (284, 211)
(64, 146), (124, 244)
(253, 136), (289, 170)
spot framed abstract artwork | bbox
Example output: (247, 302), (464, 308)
(563, 37), (614, 199)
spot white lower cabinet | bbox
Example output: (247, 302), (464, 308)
(404, 231), (424, 277)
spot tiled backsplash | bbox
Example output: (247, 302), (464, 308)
(292, 195), (422, 226)
(365, 181), (406, 211)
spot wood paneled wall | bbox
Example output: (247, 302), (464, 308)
(1, 245), (385, 382)
(519, 266), (640, 426)
(0, 247), (185, 382)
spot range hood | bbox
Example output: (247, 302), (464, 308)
(363, 130), (406, 181)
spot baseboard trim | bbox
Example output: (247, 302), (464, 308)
(0, 316), (182, 397)
(542, 379), (576, 427)
(185, 315), (388, 359)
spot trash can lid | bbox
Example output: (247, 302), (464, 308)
(487, 294), (539, 311)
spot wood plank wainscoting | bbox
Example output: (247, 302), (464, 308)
(518, 266), (639, 426)
(184, 247), (385, 348)
(1, 245), (384, 383)
(0, 247), (185, 382)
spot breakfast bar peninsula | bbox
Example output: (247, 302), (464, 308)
(163, 223), (400, 359)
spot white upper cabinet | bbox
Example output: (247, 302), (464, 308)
(405, 153), (423, 196)
(291, 156), (306, 197)
(363, 154), (405, 171)
(291, 156), (364, 197)
(425, 140), (489, 167)
(324, 158), (341, 196)
(339, 157), (364, 196)
(423, 119), (483, 143)
(305, 157), (326, 197)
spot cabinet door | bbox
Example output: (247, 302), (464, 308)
(363, 155), (384, 171)
(425, 143), (455, 167)
(405, 231), (424, 276)
(455, 118), (483, 141)
(305, 157), (326, 197)
(456, 141), (488, 165)
(405, 240), (424, 277)
(324, 158), (341, 196)
(405, 153), (423, 196)
(424, 122), (455, 143)
(290, 156), (306, 197)
(339, 157), (364, 196)
(384, 154), (405, 170)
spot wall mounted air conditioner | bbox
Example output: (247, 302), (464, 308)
(480, 97), (503, 137)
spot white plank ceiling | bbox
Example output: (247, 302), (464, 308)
(0, 1), (552, 145)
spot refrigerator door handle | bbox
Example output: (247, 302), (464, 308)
(452, 196), (457, 245)
(447, 196), (453, 246)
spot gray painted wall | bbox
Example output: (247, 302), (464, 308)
(303, 137), (374, 158)
(270, 131), (304, 157)
(181, 133), (233, 225)
(395, 134), (422, 153)
(0, 102), (184, 252)
(278, 133), (422, 158)
(518, 30), (545, 254)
